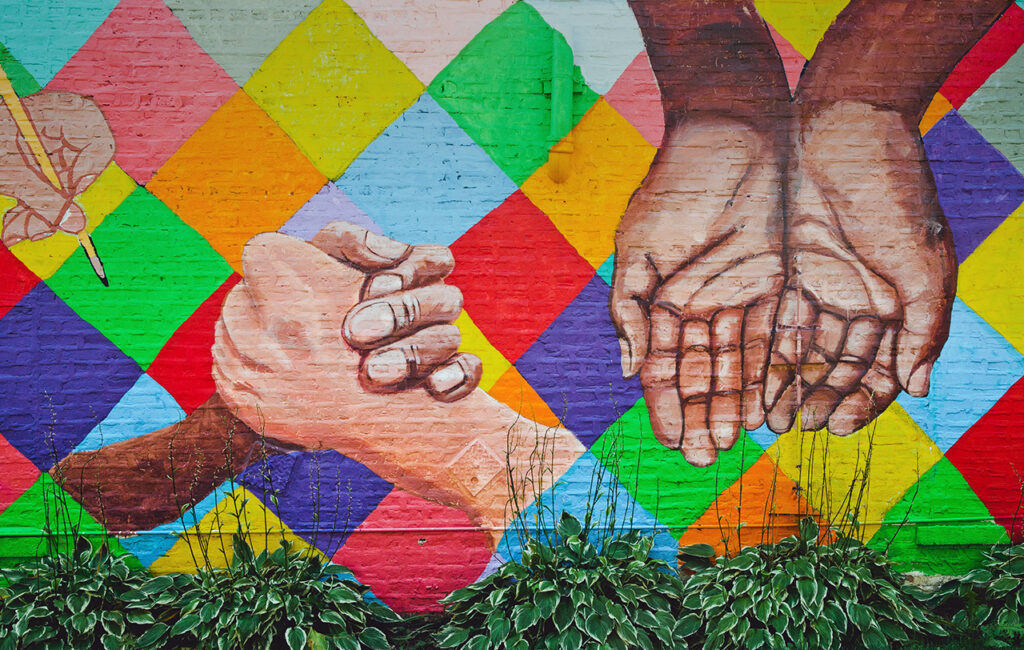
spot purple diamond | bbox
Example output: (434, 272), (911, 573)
(925, 111), (1024, 263)
(516, 276), (642, 446)
(238, 450), (392, 557)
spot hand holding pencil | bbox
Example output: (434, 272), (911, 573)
(0, 68), (115, 284)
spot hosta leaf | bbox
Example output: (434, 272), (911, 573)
(466, 635), (489, 650)
(489, 617), (511, 644)
(715, 613), (739, 637)
(68, 594), (89, 614)
(991, 576), (1021, 593)
(515, 605), (541, 632)
(584, 612), (613, 641)
(861, 626), (888, 650)
(136, 622), (168, 647)
(127, 611), (156, 625)
(635, 609), (660, 631)
(771, 572), (791, 592)
(673, 613), (701, 639)
(101, 634), (123, 650)
(605, 602), (627, 625)
(974, 604), (992, 626)
(335, 633), (360, 650)
(170, 613), (201, 638)
(745, 627), (769, 649)
(556, 512), (583, 538)
(679, 543), (716, 558)
(812, 620), (835, 650)
(436, 628), (470, 648)
(141, 576), (174, 595)
(359, 627), (389, 650)
(562, 626), (583, 650)
(536, 590), (560, 618)
(1006, 557), (1024, 575)
(847, 602), (874, 631)
(999, 607), (1021, 628)
(797, 579), (818, 609)
(731, 595), (753, 617)
(878, 619), (909, 643)
(554, 598), (575, 632)
(753, 597), (772, 623)
(822, 601), (847, 634)
(71, 613), (91, 634)
(790, 558), (814, 579)
(285, 627), (307, 650)
(320, 610), (347, 626)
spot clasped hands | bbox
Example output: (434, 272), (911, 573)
(610, 100), (956, 467)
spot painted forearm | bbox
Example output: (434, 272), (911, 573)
(799, 0), (1014, 119)
(54, 394), (264, 533)
(627, 0), (791, 131)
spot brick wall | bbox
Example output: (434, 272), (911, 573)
(0, 0), (1022, 613)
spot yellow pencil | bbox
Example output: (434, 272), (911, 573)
(0, 63), (107, 286)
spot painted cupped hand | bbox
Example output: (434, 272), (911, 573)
(611, 117), (785, 467)
(764, 101), (956, 435)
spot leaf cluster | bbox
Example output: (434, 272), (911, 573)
(0, 538), (156, 650)
(928, 544), (1024, 643)
(145, 534), (399, 650)
(0, 534), (400, 650)
(676, 517), (946, 649)
(438, 511), (689, 650)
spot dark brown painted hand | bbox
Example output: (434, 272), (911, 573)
(611, 117), (785, 466)
(0, 92), (114, 246)
(765, 101), (956, 435)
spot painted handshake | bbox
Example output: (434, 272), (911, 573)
(610, 103), (955, 467)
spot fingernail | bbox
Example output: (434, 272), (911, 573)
(345, 302), (396, 344)
(710, 422), (738, 450)
(683, 446), (716, 468)
(366, 273), (403, 298)
(365, 231), (410, 260)
(618, 338), (636, 378)
(365, 349), (408, 385)
(427, 361), (466, 394)
(908, 362), (932, 397)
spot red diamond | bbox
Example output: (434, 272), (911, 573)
(0, 244), (39, 320)
(947, 374), (1024, 541)
(447, 191), (594, 362)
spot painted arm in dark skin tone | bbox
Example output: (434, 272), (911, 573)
(765, 0), (1014, 434)
(799, 0), (1014, 120)
(55, 395), (265, 532)
(613, 0), (789, 465)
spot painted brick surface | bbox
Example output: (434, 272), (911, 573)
(0, 0), (1022, 613)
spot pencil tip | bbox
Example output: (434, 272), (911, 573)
(100, 276), (109, 287)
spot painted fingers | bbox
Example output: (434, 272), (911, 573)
(642, 296), (779, 467)
(312, 221), (481, 401)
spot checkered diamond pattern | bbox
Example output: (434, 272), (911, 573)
(0, 0), (1023, 612)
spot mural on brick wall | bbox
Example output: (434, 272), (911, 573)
(1, 0), (1023, 612)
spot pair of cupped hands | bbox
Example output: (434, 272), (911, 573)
(610, 100), (956, 466)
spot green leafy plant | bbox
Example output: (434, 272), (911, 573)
(142, 534), (399, 650)
(927, 544), (1024, 642)
(676, 517), (947, 650)
(438, 511), (689, 650)
(0, 536), (158, 650)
